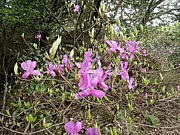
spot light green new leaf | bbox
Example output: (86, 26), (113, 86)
(14, 62), (19, 76)
(69, 49), (74, 59)
(49, 36), (62, 60)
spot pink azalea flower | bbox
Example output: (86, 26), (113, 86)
(64, 121), (82, 135)
(121, 51), (129, 60)
(46, 63), (56, 77)
(89, 67), (108, 91)
(106, 40), (124, 54)
(73, 4), (80, 13)
(57, 65), (65, 75)
(178, 86), (180, 91)
(141, 68), (146, 74)
(120, 61), (129, 80)
(78, 72), (91, 90)
(127, 40), (140, 58)
(76, 50), (107, 99)
(78, 50), (92, 90)
(120, 71), (129, 80)
(105, 63), (113, 81)
(36, 34), (41, 41)
(120, 61), (128, 71)
(21, 60), (41, 79)
(62, 54), (73, 70)
(127, 78), (134, 90)
(77, 50), (92, 73)
(86, 127), (99, 135)
(75, 74), (105, 99)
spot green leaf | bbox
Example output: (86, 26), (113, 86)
(144, 113), (159, 126)
(28, 114), (34, 123)
(49, 36), (61, 60)
(69, 49), (74, 59)
(14, 63), (19, 76)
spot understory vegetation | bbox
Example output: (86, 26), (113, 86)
(0, 0), (180, 134)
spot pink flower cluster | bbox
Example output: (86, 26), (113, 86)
(64, 121), (98, 135)
(75, 50), (110, 99)
(36, 34), (41, 41)
(106, 40), (140, 59)
(106, 40), (143, 91)
(45, 54), (73, 77)
(73, 4), (80, 13)
(21, 54), (73, 79)
(21, 39), (146, 95)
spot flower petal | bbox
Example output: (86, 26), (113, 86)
(21, 62), (28, 71)
(127, 78), (134, 90)
(86, 127), (99, 135)
(75, 90), (90, 99)
(50, 71), (56, 77)
(120, 61), (128, 71)
(78, 73), (90, 90)
(108, 48), (116, 54)
(62, 54), (68, 65)
(31, 70), (41, 76)
(64, 122), (75, 134)
(121, 52), (128, 60)
(116, 47), (124, 53)
(57, 65), (65, 75)
(30, 61), (37, 70)
(106, 40), (118, 48)
(90, 89), (105, 98)
(75, 122), (82, 133)
(22, 72), (30, 79)
(91, 76), (99, 86)
(121, 71), (129, 80)
(100, 81), (108, 91)
(49, 63), (56, 70)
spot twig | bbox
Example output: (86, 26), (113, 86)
(132, 122), (180, 129)
(23, 122), (30, 135)
(0, 122), (64, 135)
(0, 112), (11, 118)
(2, 56), (8, 112)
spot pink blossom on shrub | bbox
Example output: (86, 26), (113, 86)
(120, 61), (129, 80)
(36, 34), (41, 41)
(78, 50), (92, 73)
(120, 61), (128, 71)
(127, 40), (140, 58)
(78, 72), (90, 90)
(89, 67), (108, 91)
(75, 73), (105, 99)
(21, 60), (41, 79)
(86, 127), (99, 135)
(73, 4), (80, 13)
(45, 63), (56, 77)
(141, 68), (146, 74)
(127, 78), (134, 90)
(120, 71), (129, 80)
(106, 40), (124, 54)
(57, 65), (65, 75)
(78, 50), (92, 90)
(121, 51), (129, 60)
(62, 54), (73, 70)
(64, 121), (82, 135)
